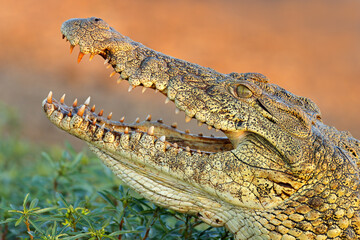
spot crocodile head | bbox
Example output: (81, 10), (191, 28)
(43, 17), (360, 239)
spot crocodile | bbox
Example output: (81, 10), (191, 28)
(42, 17), (360, 239)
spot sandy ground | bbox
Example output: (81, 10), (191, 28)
(0, 0), (359, 149)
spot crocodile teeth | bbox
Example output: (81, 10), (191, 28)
(107, 112), (113, 120)
(119, 116), (125, 123)
(98, 109), (104, 116)
(109, 71), (117, 77)
(70, 45), (75, 54)
(117, 78), (123, 84)
(46, 91), (53, 104)
(175, 108), (180, 114)
(90, 105), (96, 112)
(135, 117), (140, 123)
(142, 87), (146, 93)
(128, 85), (135, 92)
(77, 52), (85, 63)
(146, 114), (152, 121)
(185, 115), (192, 123)
(104, 58), (109, 65)
(165, 97), (170, 104)
(72, 98), (78, 107)
(89, 54), (95, 61)
(60, 94), (66, 104)
(77, 105), (86, 117)
(84, 96), (91, 106)
(124, 127), (129, 134)
(159, 136), (166, 142)
(147, 126), (155, 135)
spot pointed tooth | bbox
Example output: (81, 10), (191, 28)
(77, 105), (86, 117)
(46, 91), (53, 104)
(109, 71), (117, 77)
(142, 87), (147, 93)
(120, 116), (125, 123)
(147, 126), (155, 135)
(106, 64), (112, 69)
(84, 96), (91, 106)
(85, 115), (89, 122)
(175, 108), (180, 114)
(117, 78), (123, 84)
(197, 121), (203, 126)
(159, 136), (166, 142)
(124, 127), (129, 134)
(215, 129), (219, 132)
(104, 58), (109, 65)
(185, 115), (192, 123)
(146, 114), (152, 121)
(77, 52), (84, 63)
(197, 149), (201, 154)
(171, 122), (177, 128)
(165, 97), (170, 104)
(155, 89), (159, 93)
(91, 105), (96, 112)
(67, 111), (72, 117)
(92, 118), (97, 125)
(128, 85), (135, 92)
(89, 54), (95, 61)
(60, 94), (66, 104)
(107, 112), (113, 120)
(70, 45), (75, 54)
(72, 98), (78, 107)
(185, 129), (190, 134)
(207, 125), (212, 130)
(98, 109), (104, 116)
(173, 143), (178, 148)
(135, 117), (140, 123)
(100, 123), (105, 129)
(185, 146), (191, 152)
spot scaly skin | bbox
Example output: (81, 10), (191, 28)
(42, 17), (360, 239)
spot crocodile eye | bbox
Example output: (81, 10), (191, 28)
(236, 84), (253, 98)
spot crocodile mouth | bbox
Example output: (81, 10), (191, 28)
(43, 35), (239, 153)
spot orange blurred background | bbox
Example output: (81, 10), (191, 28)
(1, 0), (359, 148)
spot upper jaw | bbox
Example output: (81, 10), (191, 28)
(59, 17), (253, 151)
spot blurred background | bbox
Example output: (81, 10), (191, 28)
(1, 0), (360, 149)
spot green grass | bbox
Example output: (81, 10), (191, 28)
(0, 102), (232, 239)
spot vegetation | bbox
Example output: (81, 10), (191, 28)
(0, 102), (232, 239)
